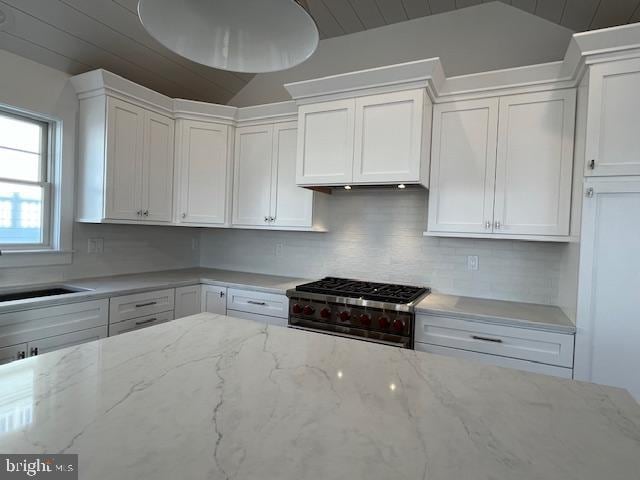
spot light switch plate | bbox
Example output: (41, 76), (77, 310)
(275, 243), (283, 258)
(88, 238), (104, 254)
(467, 255), (479, 271)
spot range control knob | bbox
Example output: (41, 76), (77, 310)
(339, 311), (351, 322)
(320, 308), (332, 319)
(292, 304), (303, 314)
(392, 318), (405, 333)
(303, 305), (315, 316)
(359, 314), (371, 327)
(378, 316), (390, 329)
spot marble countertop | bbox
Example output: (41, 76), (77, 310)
(416, 293), (576, 334)
(0, 268), (308, 314)
(0, 314), (637, 479)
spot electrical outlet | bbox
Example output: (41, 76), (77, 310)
(467, 255), (479, 271)
(88, 238), (104, 254)
(275, 243), (283, 258)
(192, 237), (199, 251)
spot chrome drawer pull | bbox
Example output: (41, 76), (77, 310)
(135, 301), (157, 308)
(247, 300), (267, 306)
(135, 318), (157, 326)
(471, 335), (503, 344)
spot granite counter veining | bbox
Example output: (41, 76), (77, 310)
(416, 293), (576, 334)
(0, 313), (637, 479)
(0, 268), (309, 314)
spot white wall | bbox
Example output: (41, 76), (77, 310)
(0, 48), (200, 287)
(200, 190), (566, 305)
(230, 2), (573, 106)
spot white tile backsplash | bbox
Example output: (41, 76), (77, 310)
(200, 189), (565, 305)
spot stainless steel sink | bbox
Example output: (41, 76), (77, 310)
(0, 285), (92, 302)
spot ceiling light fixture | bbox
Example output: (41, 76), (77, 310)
(137, 0), (319, 73)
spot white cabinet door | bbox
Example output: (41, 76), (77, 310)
(586, 58), (640, 176)
(353, 90), (424, 183)
(271, 121), (313, 228)
(0, 344), (27, 365)
(428, 98), (499, 233)
(176, 120), (230, 225)
(201, 285), (227, 315)
(494, 90), (575, 236)
(143, 111), (174, 222)
(574, 179), (640, 402)
(175, 285), (202, 319)
(109, 311), (174, 336)
(27, 326), (108, 356)
(296, 99), (355, 185)
(232, 124), (274, 227)
(106, 97), (144, 220)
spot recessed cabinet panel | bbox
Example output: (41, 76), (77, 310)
(428, 99), (499, 233)
(177, 120), (229, 225)
(494, 90), (575, 236)
(143, 112), (175, 222)
(586, 59), (640, 176)
(233, 125), (274, 226)
(296, 99), (355, 185)
(175, 285), (202, 319)
(201, 285), (227, 315)
(271, 122), (313, 228)
(106, 97), (144, 220)
(353, 90), (423, 183)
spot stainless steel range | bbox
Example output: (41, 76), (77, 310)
(286, 277), (430, 349)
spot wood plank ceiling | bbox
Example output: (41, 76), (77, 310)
(0, 0), (639, 104)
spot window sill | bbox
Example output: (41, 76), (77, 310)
(0, 249), (73, 268)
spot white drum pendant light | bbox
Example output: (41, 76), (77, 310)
(138, 0), (319, 73)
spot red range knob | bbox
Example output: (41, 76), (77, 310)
(339, 311), (351, 322)
(303, 305), (315, 316)
(392, 318), (405, 332)
(359, 314), (371, 326)
(320, 308), (332, 319)
(378, 316), (390, 329)
(292, 304), (303, 314)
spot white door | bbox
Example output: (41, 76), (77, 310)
(175, 285), (202, 319)
(106, 97), (144, 220)
(232, 124), (274, 227)
(428, 98), (499, 234)
(271, 121), (313, 228)
(586, 58), (640, 176)
(176, 120), (229, 225)
(27, 326), (108, 357)
(574, 179), (640, 402)
(0, 344), (27, 365)
(493, 90), (575, 236)
(201, 285), (227, 315)
(296, 99), (355, 185)
(353, 90), (424, 183)
(142, 111), (175, 222)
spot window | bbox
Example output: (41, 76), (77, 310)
(0, 110), (51, 249)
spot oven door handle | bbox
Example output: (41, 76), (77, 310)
(288, 324), (409, 348)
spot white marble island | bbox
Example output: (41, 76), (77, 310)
(0, 314), (638, 480)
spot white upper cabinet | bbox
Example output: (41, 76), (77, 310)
(296, 99), (355, 185)
(585, 58), (640, 176)
(494, 90), (575, 236)
(143, 111), (175, 222)
(233, 121), (318, 230)
(428, 98), (499, 234)
(175, 119), (230, 226)
(295, 90), (430, 187)
(427, 90), (575, 240)
(353, 90), (425, 184)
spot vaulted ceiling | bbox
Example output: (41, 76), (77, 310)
(0, 0), (639, 104)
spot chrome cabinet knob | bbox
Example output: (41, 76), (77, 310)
(485, 221), (491, 229)
(137, 210), (142, 216)
(182, 213), (187, 219)
(264, 216), (269, 222)
(495, 221), (501, 230)
(143, 210), (149, 216)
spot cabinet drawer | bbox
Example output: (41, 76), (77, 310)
(415, 314), (574, 368)
(29, 326), (108, 356)
(415, 342), (573, 379)
(226, 289), (288, 319)
(0, 300), (108, 348)
(109, 311), (174, 336)
(0, 343), (27, 365)
(109, 289), (174, 323)
(227, 309), (288, 327)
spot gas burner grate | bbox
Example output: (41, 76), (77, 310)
(295, 277), (428, 304)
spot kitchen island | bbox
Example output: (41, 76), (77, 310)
(0, 313), (638, 479)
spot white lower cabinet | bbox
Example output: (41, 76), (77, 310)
(415, 314), (574, 378)
(109, 289), (175, 323)
(109, 311), (174, 336)
(175, 285), (202, 319)
(0, 344), (27, 365)
(226, 309), (288, 327)
(201, 285), (227, 315)
(28, 326), (108, 356)
(226, 288), (288, 326)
